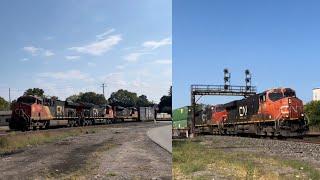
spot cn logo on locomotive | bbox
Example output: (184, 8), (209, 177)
(239, 106), (248, 117)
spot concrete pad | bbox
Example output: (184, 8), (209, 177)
(147, 124), (172, 153)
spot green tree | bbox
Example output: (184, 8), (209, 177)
(158, 95), (172, 114)
(108, 89), (138, 107)
(304, 101), (320, 126)
(24, 88), (44, 97)
(158, 86), (172, 114)
(66, 92), (106, 105)
(136, 95), (151, 107)
(0, 97), (9, 111)
(78, 92), (106, 105)
(66, 94), (80, 102)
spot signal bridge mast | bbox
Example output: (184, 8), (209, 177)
(190, 69), (257, 137)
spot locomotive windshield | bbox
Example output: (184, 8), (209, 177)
(284, 89), (296, 97)
(17, 96), (37, 104)
(215, 106), (224, 112)
(268, 92), (284, 101)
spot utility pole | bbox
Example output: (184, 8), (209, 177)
(101, 83), (106, 97)
(9, 88), (11, 103)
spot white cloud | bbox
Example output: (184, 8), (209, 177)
(116, 65), (126, 70)
(37, 70), (94, 82)
(162, 68), (172, 78)
(124, 52), (149, 62)
(23, 46), (54, 57)
(44, 50), (54, 57)
(142, 37), (172, 50)
(123, 37), (171, 63)
(88, 62), (96, 67)
(100, 72), (127, 88)
(96, 28), (115, 40)
(65, 55), (81, 61)
(69, 34), (122, 56)
(99, 71), (170, 103)
(44, 36), (54, 40)
(20, 58), (29, 62)
(154, 59), (172, 64)
(23, 46), (40, 56)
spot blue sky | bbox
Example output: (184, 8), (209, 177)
(173, 0), (320, 108)
(0, 0), (172, 103)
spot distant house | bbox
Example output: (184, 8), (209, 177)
(0, 111), (11, 126)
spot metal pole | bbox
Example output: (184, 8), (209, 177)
(9, 88), (11, 103)
(191, 85), (195, 137)
(101, 83), (106, 97)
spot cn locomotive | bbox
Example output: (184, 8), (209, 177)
(10, 95), (138, 131)
(195, 87), (308, 137)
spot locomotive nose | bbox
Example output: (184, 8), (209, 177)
(282, 97), (304, 119)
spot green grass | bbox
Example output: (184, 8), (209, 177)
(283, 159), (320, 180)
(173, 139), (320, 180)
(0, 127), (102, 155)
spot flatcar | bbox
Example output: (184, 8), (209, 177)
(10, 95), (138, 131)
(206, 87), (308, 137)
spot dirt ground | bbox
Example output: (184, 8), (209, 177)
(0, 122), (172, 180)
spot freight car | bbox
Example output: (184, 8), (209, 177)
(173, 104), (211, 137)
(9, 95), (139, 131)
(114, 106), (138, 122)
(172, 106), (190, 137)
(0, 111), (11, 126)
(206, 87), (309, 137)
(139, 107), (156, 121)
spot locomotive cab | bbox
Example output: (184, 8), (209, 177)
(211, 105), (227, 124)
(261, 88), (304, 120)
(17, 95), (42, 105)
(11, 96), (42, 130)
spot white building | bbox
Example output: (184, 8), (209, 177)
(313, 88), (320, 101)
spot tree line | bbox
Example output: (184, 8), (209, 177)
(304, 101), (320, 127)
(0, 87), (172, 114)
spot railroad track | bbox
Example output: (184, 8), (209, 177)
(192, 131), (320, 145)
(0, 121), (144, 137)
(285, 136), (320, 145)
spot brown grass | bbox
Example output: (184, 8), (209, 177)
(0, 127), (101, 155)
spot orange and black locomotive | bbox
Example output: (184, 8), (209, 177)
(200, 87), (308, 137)
(10, 95), (139, 131)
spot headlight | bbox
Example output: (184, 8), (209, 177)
(288, 98), (292, 104)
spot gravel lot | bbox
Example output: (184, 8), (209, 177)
(0, 122), (172, 179)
